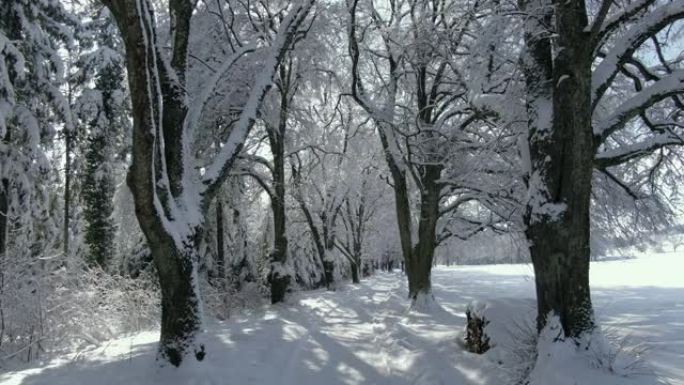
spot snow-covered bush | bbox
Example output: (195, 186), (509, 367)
(0, 258), (159, 366)
(586, 326), (651, 377)
(201, 280), (267, 320)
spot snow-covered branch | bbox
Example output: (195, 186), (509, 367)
(595, 132), (683, 168)
(593, 0), (657, 49)
(594, 70), (684, 141)
(592, 1), (684, 108)
(200, 0), (315, 206)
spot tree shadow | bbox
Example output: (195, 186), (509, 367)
(6, 267), (682, 385)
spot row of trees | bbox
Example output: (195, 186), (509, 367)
(1, 0), (682, 369)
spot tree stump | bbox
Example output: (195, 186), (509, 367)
(465, 305), (491, 354)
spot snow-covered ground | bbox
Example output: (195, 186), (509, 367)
(1, 251), (682, 385)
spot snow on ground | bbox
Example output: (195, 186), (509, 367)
(1, 251), (682, 385)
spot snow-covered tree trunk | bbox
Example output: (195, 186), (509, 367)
(102, 0), (203, 365)
(266, 64), (292, 304)
(521, 0), (684, 338)
(102, 0), (314, 366)
(521, 0), (594, 337)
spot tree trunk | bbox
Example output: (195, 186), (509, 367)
(109, 0), (204, 365)
(63, 129), (71, 256)
(0, 178), (6, 346)
(126, 138), (205, 364)
(384, 146), (414, 278)
(0, 113), (10, 346)
(267, 128), (289, 302)
(323, 258), (334, 289)
(350, 261), (360, 284)
(522, 0), (595, 337)
(376, 126), (421, 292)
(269, 181), (290, 302)
(407, 165), (441, 302)
(527, 221), (593, 336)
(0, 178), (7, 257)
(149, 234), (205, 365)
(351, 235), (361, 284)
(267, 64), (291, 303)
(295, 188), (329, 289)
(322, 218), (335, 289)
(126, 149), (205, 367)
(268, 188), (290, 303)
(215, 199), (225, 279)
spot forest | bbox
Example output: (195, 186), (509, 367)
(0, 0), (683, 384)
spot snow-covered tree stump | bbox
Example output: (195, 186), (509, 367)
(465, 302), (491, 354)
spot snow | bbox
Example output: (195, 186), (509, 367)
(526, 170), (567, 223)
(466, 297), (536, 352)
(556, 74), (570, 87)
(2, 251), (683, 385)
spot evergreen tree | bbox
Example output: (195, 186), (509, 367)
(81, 125), (117, 267)
(77, 6), (127, 268)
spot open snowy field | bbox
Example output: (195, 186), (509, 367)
(2, 251), (682, 385)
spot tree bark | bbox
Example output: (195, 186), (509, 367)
(378, 126), (414, 277)
(215, 199), (225, 279)
(351, 220), (362, 284)
(522, 0), (595, 337)
(295, 186), (328, 288)
(350, 261), (360, 284)
(267, 64), (291, 304)
(63, 114), (72, 256)
(322, 211), (339, 289)
(407, 164), (441, 301)
(0, 178), (7, 258)
(125, 75), (205, 367)
(376, 126), (425, 294)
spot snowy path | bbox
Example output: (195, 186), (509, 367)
(1, 252), (683, 385)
